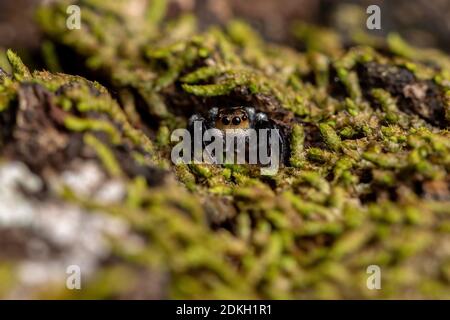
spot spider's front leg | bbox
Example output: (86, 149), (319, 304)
(188, 114), (209, 162)
(188, 107), (219, 143)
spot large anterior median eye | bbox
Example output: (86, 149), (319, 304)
(232, 116), (241, 125)
(221, 116), (230, 125)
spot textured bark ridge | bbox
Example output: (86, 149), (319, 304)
(0, 0), (449, 299)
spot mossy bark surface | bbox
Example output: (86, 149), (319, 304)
(0, 0), (449, 299)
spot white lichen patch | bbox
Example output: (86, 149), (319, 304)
(0, 161), (138, 298)
(0, 161), (43, 227)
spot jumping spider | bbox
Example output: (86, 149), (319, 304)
(188, 106), (287, 165)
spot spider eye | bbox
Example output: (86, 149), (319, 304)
(232, 117), (241, 125)
(221, 116), (230, 125)
(242, 115), (248, 121)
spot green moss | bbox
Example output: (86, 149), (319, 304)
(319, 123), (342, 152)
(65, 115), (122, 144)
(146, 0), (168, 27)
(0, 49), (12, 73)
(182, 81), (239, 97)
(289, 124), (305, 168)
(370, 88), (400, 124)
(0, 264), (16, 298)
(189, 163), (212, 179)
(362, 152), (404, 169)
(181, 66), (225, 84)
(84, 133), (123, 177)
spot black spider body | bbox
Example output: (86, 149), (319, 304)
(188, 107), (287, 166)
